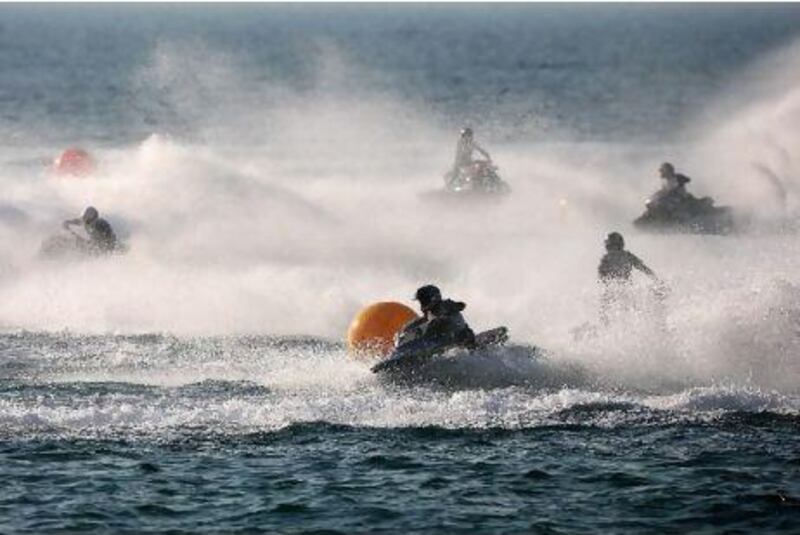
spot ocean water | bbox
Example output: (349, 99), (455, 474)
(2, 4), (800, 533)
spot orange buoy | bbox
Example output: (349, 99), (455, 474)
(54, 148), (95, 177)
(347, 301), (418, 359)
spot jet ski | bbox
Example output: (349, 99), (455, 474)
(421, 160), (511, 204)
(371, 326), (510, 381)
(39, 229), (128, 261)
(633, 194), (736, 235)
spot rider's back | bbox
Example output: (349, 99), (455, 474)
(425, 299), (475, 346)
(398, 299), (475, 348)
(87, 218), (117, 253)
(599, 250), (640, 282)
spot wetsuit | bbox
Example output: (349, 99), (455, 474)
(399, 299), (476, 348)
(651, 174), (703, 219)
(84, 217), (117, 253)
(598, 250), (654, 282)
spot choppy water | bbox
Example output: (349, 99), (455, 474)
(2, 4), (800, 533)
(2, 332), (799, 534)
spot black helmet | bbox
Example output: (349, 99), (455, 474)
(82, 206), (99, 224)
(414, 284), (442, 311)
(460, 127), (473, 138)
(605, 231), (624, 251)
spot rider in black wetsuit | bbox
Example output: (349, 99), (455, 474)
(398, 285), (476, 348)
(598, 232), (659, 325)
(598, 232), (656, 283)
(650, 162), (703, 218)
(63, 206), (117, 255)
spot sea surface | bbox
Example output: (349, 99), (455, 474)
(1, 4), (800, 534)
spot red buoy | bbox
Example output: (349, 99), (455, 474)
(54, 148), (95, 177)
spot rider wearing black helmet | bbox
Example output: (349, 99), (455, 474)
(63, 206), (118, 254)
(398, 284), (476, 348)
(598, 232), (660, 325)
(598, 232), (656, 282)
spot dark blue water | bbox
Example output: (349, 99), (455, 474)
(2, 4), (800, 534)
(2, 421), (799, 534)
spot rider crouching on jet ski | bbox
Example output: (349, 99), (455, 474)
(651, 162), (695, 215)
(635, 162), (735, 234)
(649, 162), (720, 219)
(397, 285), (477, 348)
(63, 206), (118, 255)
(446, 127), (492, 189)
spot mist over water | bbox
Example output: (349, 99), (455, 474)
(2, 21), (800, 393)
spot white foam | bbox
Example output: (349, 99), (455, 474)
(1, 37), (800, 400)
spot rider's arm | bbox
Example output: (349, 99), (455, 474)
(62, 218), (82, 229)
(473, 143), (491, 160)
(629, 252), (656, 279)
(403, 317), (426, 332)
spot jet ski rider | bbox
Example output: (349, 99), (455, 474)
(598, 232), (660, 324)
(63, 206), (118, 255)
(398, 285), (476, 348)
(447, 127), (492, 188)
(650, 162), (700, 217)
(598, 232), (657, 283)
